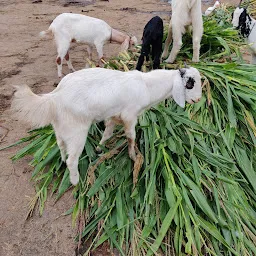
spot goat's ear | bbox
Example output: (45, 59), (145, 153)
(172, 79), (186, 108)
(179, 68), (186, 78)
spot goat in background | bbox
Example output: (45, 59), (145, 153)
(136, 16), (163, 71)
(232, 0), (256, 64)
(162, 0), (203, 63)
(40, 13), (138, 77)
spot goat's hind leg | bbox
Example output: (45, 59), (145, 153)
(65, 52), (76, 72)
(55, 38), (71, 78)
(96, 118), (117, 152)
(136, 43), (150, 71)
(56, 134), (67, 162)
(64, 124), (91, 185)
(165, 27), (183, 63)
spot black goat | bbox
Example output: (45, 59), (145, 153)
(136, 16), (164, 71)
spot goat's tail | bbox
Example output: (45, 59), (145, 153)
(12, 85), (55, 128)
(39, 28), (52, 38)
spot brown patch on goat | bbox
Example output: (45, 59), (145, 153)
(56, 57), (61, 65)
(65, 52), (69, 61)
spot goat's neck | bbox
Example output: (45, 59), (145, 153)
(142, 70), (178, 106)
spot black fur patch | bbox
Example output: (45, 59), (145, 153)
(238, 9), (252, 37)
(185, 77), (195, 90)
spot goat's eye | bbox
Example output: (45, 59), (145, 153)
(185, 77), (195, 89)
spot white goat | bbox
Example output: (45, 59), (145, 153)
(232, 3), (256, 64)
(12, 67), (202, 185)
(162, 0), (203, 63)
(40, 13), (138, 77)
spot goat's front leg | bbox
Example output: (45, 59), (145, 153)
(136, 43), (150, 71)
(95, 41), (104, 67)
(96, 118), (117, 152)
(123, 117), (137, 161)
(162, 19), (172, 59)
(165, 28), (183, 63)
(87, 45), (93, 60)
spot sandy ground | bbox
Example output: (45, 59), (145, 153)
(0, 0), (239, 255)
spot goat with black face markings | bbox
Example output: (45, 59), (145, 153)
(232, 0), (256, 64)
(12, 67), (202, 185)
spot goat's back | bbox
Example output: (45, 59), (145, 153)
(143, 16), (163, 41)
(52, 68), (149, 122)
(49, 13), (112, 43)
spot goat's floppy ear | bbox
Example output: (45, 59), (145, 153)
(172, 78), (186, 108)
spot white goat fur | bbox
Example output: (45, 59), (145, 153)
(162, 0), (203, 63)
(12, 68), (202, 185)
(232, 7), (256, 64)
(40, 13), (137, 77)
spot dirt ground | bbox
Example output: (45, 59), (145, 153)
(0, 0), (240, 255)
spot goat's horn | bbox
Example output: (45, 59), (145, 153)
(238, 0), (243, 7)
(184, 61), (188, 68)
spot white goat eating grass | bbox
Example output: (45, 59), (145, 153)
(232, 1), (256, 64)
(162, 0), (203, 63)
(12, 67), (202, 185)
(40, 13), (137, 77)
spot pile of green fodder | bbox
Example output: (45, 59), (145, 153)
(4, 5), (256, 256)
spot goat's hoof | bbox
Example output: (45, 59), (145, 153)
(96, 146), (102, 153)
(70, 173), (79, 186)
(161, 53), (168, 59)
(164, 58), (174, 64)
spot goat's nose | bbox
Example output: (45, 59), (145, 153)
(195, 98), (201, 103)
